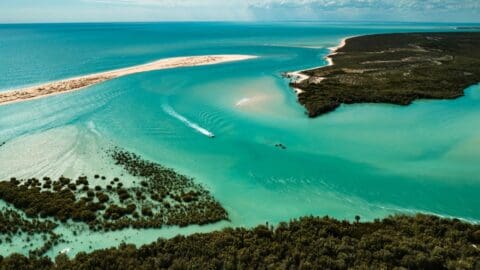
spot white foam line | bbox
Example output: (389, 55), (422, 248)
(162, 105), (215, 138)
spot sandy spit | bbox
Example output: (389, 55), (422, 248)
(0, 54), (257, 106)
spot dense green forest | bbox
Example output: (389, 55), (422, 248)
(1, 214), (479, 269)
(291, 32), (480, 117)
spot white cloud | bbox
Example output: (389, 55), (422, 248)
(246, 0), (480, 22)
(248, 0), (480, 10)
(82, 0), (480, 18)
(3, 0), (479, 22)
(82, 0), (246, 7)
(83, 0), (480, 10)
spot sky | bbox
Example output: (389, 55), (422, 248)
(0, 0), (479, 23)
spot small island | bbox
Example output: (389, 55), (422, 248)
(288, 32), (480, 117)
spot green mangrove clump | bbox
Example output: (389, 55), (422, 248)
(0, 207), (61, 257)
(0, 208), (57, 237)
(0, 148), (228, 232)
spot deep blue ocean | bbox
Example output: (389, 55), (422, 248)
(0, 22), (479, 256)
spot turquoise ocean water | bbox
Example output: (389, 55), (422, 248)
(0, 22), (479, 256)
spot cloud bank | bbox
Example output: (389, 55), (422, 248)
(81, 0), (480, 21)
(1, 0), (479, 23)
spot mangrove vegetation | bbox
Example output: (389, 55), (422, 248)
(0, 149), (228, 231)
(0, 207), (62, 257)
(0, 214), (479, 269)
(290, 32), (480, 117)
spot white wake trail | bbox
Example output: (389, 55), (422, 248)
(162, 105), (215, 138)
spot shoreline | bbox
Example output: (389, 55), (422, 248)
(0, 54), (257, 106)
(284, 36), (351, 95)
(325, 36), (349, 66)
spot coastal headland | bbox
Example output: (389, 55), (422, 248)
(0, 55), (256, 105)
(287, 32), (480, 117)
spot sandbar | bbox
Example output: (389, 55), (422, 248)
(0, 55), (256, 105)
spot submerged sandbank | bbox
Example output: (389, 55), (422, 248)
(0, 55), (256, 105)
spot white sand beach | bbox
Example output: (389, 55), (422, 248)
(284, 36), (352, 96)
(0, 54), (256, 105)
(325, 37), (349, 66)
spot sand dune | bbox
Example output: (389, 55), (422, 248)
(0, 54), (256, 105)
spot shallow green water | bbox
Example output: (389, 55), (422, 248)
(0, 22), (479, 256)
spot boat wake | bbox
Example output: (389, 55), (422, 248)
(162, 104), (215, 138)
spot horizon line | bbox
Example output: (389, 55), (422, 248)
(1, 20), (480, 25)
